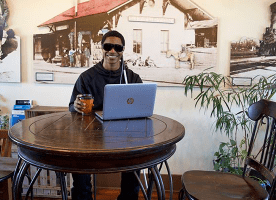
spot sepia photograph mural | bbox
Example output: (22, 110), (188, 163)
(0, 30), (20, 83)
(0, 0), (20, 83)
(230, 2), (276, 86)
(33, 0), (218, 85)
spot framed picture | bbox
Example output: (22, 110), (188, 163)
(230, 3), (276, 84)
(0, 30), (20, 83)
(33, 0), (218, 85)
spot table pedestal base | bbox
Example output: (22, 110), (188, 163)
(12, 160), (173, 200)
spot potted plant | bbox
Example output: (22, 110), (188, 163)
(213, 139), (244, 174)
(0, 108), (9, 130)
(182, 71), (276, 174)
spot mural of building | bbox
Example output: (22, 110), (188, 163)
(33, 0), (218, 84)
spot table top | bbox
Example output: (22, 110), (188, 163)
(9, 112), (185, 173)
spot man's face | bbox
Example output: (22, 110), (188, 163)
(102, 36), (124, 67)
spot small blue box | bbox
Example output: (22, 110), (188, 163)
(13, 105), (31, 110)
(11, 110), (25, 126)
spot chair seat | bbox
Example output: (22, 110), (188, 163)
(182, 170), (268, 200)
(0, 157), (18, 182)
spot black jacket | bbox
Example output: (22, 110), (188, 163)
(69, 61), (142, 111)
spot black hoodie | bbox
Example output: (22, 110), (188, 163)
(69, 61), (142, 111)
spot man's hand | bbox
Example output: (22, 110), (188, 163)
(74, 94), (86, 114)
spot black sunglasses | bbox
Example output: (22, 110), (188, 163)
(102, 43), (124, 52)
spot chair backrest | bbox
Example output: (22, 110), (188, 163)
(0, 129), (12, 157)
(245, 99), (276, 199)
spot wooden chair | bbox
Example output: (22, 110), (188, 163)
(0, 129), (18, 200)
(179, 99), (276, 200)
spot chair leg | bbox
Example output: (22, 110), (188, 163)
(179, 187), (193, 200)
(0, 179), (12, 200)
(179, 186), (194, 200)
(8, 179), (12, 200)
(178, 188), (185, 200)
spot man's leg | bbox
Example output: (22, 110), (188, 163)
(71, 173), (93, 200)
(117, 171), (140, 200)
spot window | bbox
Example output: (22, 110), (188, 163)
(133, 29), (142, 54)
(161, 30), (169, 53)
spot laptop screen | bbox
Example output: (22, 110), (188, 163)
(96, 83), (157, 120)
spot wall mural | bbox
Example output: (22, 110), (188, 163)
(230, 2), (276, 86)
(33, 0), (218, 85)
(0, 0), (20, 83)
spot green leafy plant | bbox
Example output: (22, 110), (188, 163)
(183, 71), (276, 173)
(213, 138), (246, 175)
(0, 108), (9, 130)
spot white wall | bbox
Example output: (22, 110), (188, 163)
(0, 0), (275, 175)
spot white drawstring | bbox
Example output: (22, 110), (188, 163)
(124, 69), (128, 84)
(120, 58), (128, 84)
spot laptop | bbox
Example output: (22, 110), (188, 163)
(95, 83), (157, 120)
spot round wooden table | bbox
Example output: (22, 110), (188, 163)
(9, 112), (185, 200)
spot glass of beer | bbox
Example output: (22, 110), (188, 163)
(77, 94), (94, 115)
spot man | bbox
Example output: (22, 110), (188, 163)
(69, 48), (76, 67)
(69, 30), (142, 200)
(1, 29), (18, 60)
(179, 45), (194, 70)
(83, 45), (90, 67)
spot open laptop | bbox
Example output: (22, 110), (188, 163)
(95, 83), (157, 120)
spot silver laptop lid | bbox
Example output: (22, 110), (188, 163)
(101, 83), (157, 120)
